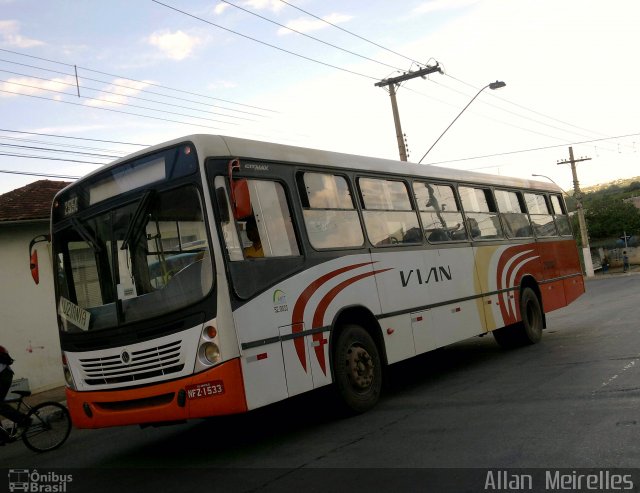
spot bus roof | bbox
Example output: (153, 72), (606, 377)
(75, 134), (563, 194)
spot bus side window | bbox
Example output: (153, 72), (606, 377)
(358, 177), (420, 247)
(298, 172), (364, 249)
(550, 194), (572, 236)
(458, 186), (504, 240)
(525, 193), (558, 237)
(495, 189), (532, 238)
(413, 182), (466, 242)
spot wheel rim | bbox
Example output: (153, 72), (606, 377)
(345, 345), (374, 391)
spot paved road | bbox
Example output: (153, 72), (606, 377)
(2, 275), (640, 491)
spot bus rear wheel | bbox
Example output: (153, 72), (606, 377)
(493, 287), (543, 348)
(333, 324), (382, 414)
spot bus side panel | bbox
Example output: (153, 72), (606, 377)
(233, 254), (379, 408)
(564, 275), (585, 306)
(372, 247), (482, 358)
(240, 343), (289, 411)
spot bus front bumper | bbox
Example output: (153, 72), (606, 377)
(66, 358), (247, 429)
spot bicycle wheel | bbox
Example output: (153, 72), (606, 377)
(22, 402), (71, 452)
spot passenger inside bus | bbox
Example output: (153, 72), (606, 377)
(243, 216), (264, 258)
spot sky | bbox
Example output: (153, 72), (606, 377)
(1, 0), (640, 196)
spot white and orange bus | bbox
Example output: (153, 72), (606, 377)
(45, 134), (584, 428)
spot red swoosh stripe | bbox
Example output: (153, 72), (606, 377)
(291, 262), (374, 371)
(311, 268), (393, 375)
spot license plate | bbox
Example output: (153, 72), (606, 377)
(185, 380), (225, 400)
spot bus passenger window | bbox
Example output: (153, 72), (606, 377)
(458, 186), (504, 240)
(413, 182), (466, 242)
(359, 178), (420, 247)
(299, 172), (364, 249)
(525, 193), (558, 237)
(550, 194), (572, 236)
(495, 189), (532, 238)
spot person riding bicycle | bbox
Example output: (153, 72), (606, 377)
(0, 345), (29, 441)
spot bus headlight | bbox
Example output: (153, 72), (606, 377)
(62, 353), (76, 390)
(200, 342), (221, 365)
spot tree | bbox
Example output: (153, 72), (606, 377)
(581, 196), (640, 240)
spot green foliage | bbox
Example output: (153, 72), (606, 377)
(582, 196), (640, 240)
(566, 175), (640, 241)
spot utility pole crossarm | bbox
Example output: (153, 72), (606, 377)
(375, 64), (442, 88)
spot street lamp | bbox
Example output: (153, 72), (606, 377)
(418, 80), (506, 164)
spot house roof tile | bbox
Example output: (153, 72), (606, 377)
(0, 180), (70, 222)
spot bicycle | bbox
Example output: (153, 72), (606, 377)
(0, 390), (71, 452)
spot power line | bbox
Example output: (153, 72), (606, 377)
(0, 67), (258, 122)
(0, 143), (119, 159)
(0, 169), (79, 179)
(0, 47), (277, 114)
(1, 79), (241, 127)
(426, 131), (640, 166)
(0, 88), (227, 132)
(277, 0), (424, 67)
(0, 151), (106, 165)
(0, 134), (131, 154)
(151, 0), (381, 82)
(443, 73), (614, 141)
(219, 0), (405, 72)
(0, 128), (147, 146)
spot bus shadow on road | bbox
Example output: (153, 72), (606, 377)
(98, 334), (536, 466)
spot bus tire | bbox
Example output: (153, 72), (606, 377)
(493, 287), (543, 348)
(333, 324), (382, 414)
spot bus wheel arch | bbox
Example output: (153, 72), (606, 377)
(493, 277), (545, 348)
(329, 306), (385, 414)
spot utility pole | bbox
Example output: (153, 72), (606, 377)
(375, 64), (442, 162)
(558, 146), (593, 277)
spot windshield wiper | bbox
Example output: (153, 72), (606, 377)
(121, 190), (155, 251)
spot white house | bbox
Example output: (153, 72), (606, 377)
(0, 180), (70, 392)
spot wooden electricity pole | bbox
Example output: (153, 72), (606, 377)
(558, 146), (593, 277)
(375, 64), (442, 161)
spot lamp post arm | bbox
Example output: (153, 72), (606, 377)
(418, 84), (489, 164)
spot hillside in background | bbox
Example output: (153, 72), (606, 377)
(564, 176), (640, 211)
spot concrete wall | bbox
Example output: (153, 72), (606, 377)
(0, 221), (64, 392)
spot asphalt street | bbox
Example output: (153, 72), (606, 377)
(2, 274), (639, 491)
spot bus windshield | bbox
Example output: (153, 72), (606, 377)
(54, 185), (214, 332)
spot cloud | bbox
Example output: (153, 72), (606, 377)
(84, 79), (152, 108)
(0, 76), (74, 99)
(243, 0), (284, 13)
(0, 20), (44, 48)
(147, 30), (203, 60)
(213, 3), (230, 15)
(277, 13), (353, 35)
(412, 0), (480, 15)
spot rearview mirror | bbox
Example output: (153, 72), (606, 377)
(28, 234), (50, 285)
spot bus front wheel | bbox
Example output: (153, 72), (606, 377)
(333, 324), (382, 414)
(493, 287), (543, 348)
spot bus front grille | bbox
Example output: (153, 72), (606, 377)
(78, 340), (185, 386)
